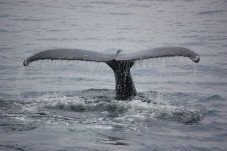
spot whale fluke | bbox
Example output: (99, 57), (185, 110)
(23, 48), (114, 66)
(23, 46), (200, 100)
(115, 47), (200, 63)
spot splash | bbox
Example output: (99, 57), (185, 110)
(16, 91), (204, 127)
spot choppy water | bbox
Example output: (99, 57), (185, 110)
(1, 0), (227, 150)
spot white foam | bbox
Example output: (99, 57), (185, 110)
(19, 94), (201, 126)
(14, 116), (27, 121)
(86, 125), (113, 130)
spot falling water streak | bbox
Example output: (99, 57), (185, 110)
(156, 58), (165, 103)
(191, 63), (198, 95)
(50, 60), (61, 95)
(16, 66), (25, 100)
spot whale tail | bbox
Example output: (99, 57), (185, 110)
(23, 47), (200, 100)
(106, 60), (137, 100)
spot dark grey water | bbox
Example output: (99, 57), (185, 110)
(1, 0), (227, 150)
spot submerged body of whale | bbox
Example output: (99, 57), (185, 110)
(23, 47), (200, 100)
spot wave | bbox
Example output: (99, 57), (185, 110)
(200, 94), (225, 102)
(198, 10), (226, 15)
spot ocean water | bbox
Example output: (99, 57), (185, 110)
(0, 0), (227, 150)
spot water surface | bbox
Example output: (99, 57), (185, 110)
(0, 0), (227, 150)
